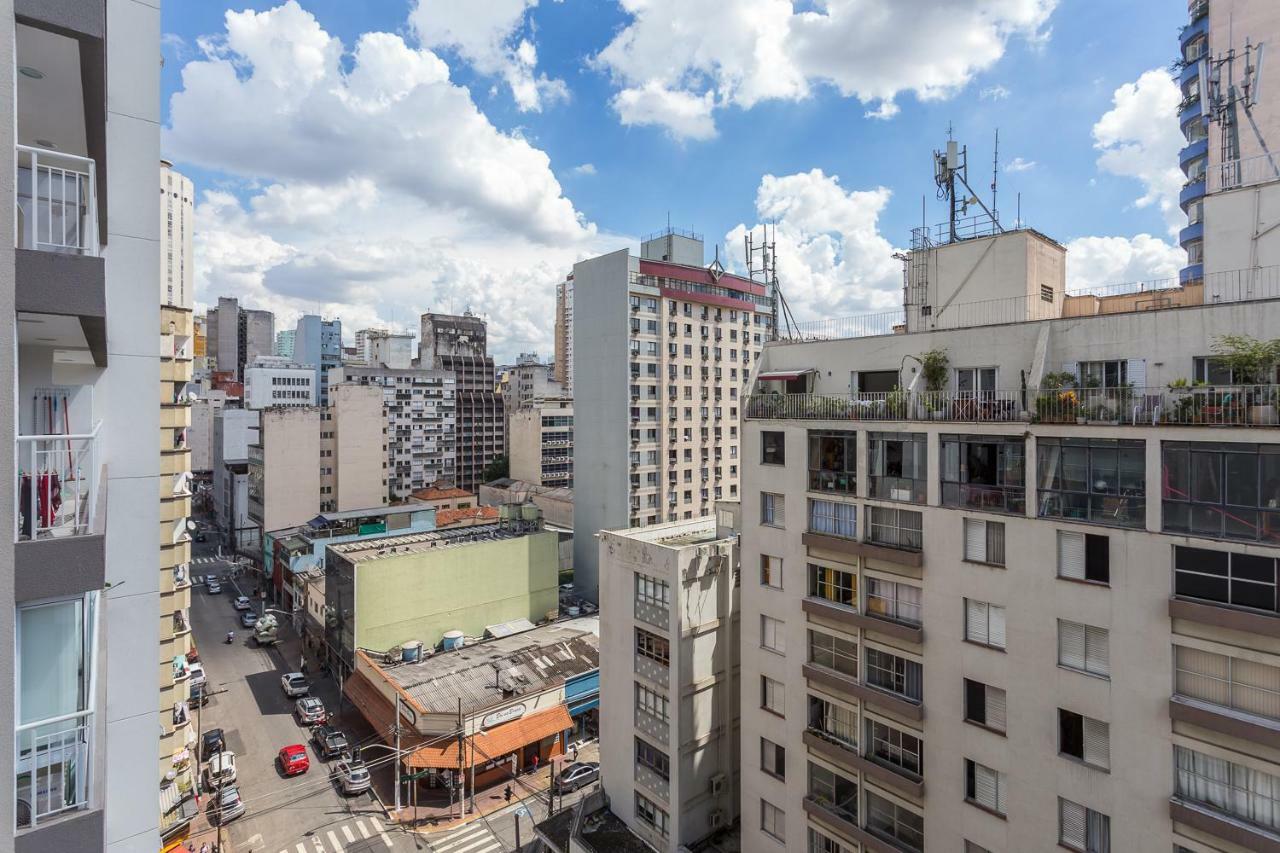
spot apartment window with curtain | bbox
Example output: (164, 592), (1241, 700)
(1057, 531), (1110, 584)
(964, 759), (1008, 815)
(869, 431), (927, 503)
(865, 647), (923, 703)
(1174, 745), (1280, 835)
(809, 564), (856, 609)
(941, 434), (1026, 514)
(807, 762), (858, 824)
(866, 718), (923, 778)
(865, 791), (924, 852)
(1037, 438), (1145, 528)
(761, 492), (785, 527)
(16, 593), (98, 827)
(1059, 709), (1110, 770)
(964, 679), (1007, 733)
(965, 599), (1007, 650)
(809, 431), (856, 493)
(963, 518), (1006, 565)
(808, 630), (858, 678)
(867, 505), (923, 551)
(1173, 544), (1278, 614)
(1059, 798), (1110, 852)
(865, 576), (922, 627)
(808, 498), (856, 538)
(1058, 620), (1109, 677)
(808, 695), (857, 749)
(1174, 645), (1280, 720)
(1162, 442), (1280, 544)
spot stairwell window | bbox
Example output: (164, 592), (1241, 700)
(1057, 531), (1110, 584)
(1058, 620), (1109, 678)
(963, 518), (1005, 565)
(964, 759), (1008, 815)
(1059, 798), (1110, 853)
(963, 679), (1007, 733)
(1059, 709), (1110, 771)
(964, 599), (1007, 650)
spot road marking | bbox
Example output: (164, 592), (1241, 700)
(342, 825), (356, 844)
(327, 829), (344, 851)
(434, 825), (500, 853)
(356, 820), (372, 839)
(296, 844), (308, 853)
(448, 839), (501, 853)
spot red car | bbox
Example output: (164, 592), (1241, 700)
(278, 744), (310, 776)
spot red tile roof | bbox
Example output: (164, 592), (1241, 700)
(435, 506), (500, 527)
(412, 486), (474, 501)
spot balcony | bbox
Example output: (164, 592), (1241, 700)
(802, 797), (897, 853)
(802, 663), (924, 722)
(1170, 798), (1280, 853)
(1180, 177), (1207, 210)
(1168, 596), (1280, 639)
(1169, 695), (1280, 750)
(16, 711), (94, 832)
(1180, 137), (1208, 170)
(1209, 152), (1280, 194)
(1179, 12), (1209, 51)
(1180, 221), (1204, 249)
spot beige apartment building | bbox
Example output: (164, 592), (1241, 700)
(573, 227), (771, 600)
(509, 397), (573, 488)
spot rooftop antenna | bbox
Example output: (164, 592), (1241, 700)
(745, 222), (797, 339)
(991, 128), (1000, 226)
(933, 127), (1004, 242)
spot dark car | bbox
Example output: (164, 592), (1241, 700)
(310, 725), (350, 760)
(554, 762), (600, 793)
(188, 681), (210, 708)
(195, 532), (207, 543)
(201, 728), (225, 762)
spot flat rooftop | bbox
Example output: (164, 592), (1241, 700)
(329, 521), (537, 563)
(368, 618), (599, 715)
(606, 515), (727, 548)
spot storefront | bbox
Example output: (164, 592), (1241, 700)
(405, 704), (573, 792)
(565, 669), (599, 742)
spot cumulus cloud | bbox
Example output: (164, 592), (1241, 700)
(169, 2), (609, 360)
(569, 163), (597, 176)
(1064, 234), (1186, 291)
(409, 0), (567, 111)
(1092, 69), (1185, 235)
(725, 170), (903, 323)
(980, 84), (1011, 100)
(594, 0), (1056, 139)
(1005, 157), (1036, 172)
(863, 100), (900, 121)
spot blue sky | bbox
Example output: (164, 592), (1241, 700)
(159, 0), (1188, 360)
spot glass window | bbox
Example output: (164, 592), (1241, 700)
(1163, 442), (1280, 544)
(942, 434), (1026, 514)
(865, 647), (923, 702)
(865, 791), (924, 852)
(1058, 620), (1109, 677)
(808, 695), (856, 748)
(956, 367), (997, 395)
(868, 506), (923, 550)
(808, 630), (858, 677)
(808, 564), (856, 609)
(865, 577), (922, 626)
(635, 683), (669, 721)
(1078, 360), (1128, 389)
(1057, 531), (1111, 584)
(761, 431), (785, 465)
(1038, 438), (1145, 528)
(760, 737), (786, 779)
(635, 793), (669, 837)
(762, 676), (785, 715)
(634, 573), (670, 607)
(1058, 709), (1110, 770)
(1174, 544), (1278, 613)
(760, 554), (783, 589)
(869, 432), (927, 503)
(963, 679), (1006, 732)
(965, 759), (1008, 814)
(1176, 745), (1280, 835)
(808, 499), (856, 538)
(965, 599), (1007, 649)
(761, 799), (785, 841)
(867, 718), (923, 778)
(635, 629), (669, 666)
(809, 828), (852, 853)
(635, 737), (669, 779)
(808, 431), (856, 493)
(1175, 644), (1280, 720)
(761, 492), (785, 527)
(963, 518), (1006, 565)
(761, 615), (785, 653)
(807, 761), (858, 823)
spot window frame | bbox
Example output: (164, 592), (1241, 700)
(760, 737), (786, 780)
(1037, 437), (1145, 529)
(635, 628), (670, 666)
(964, 599), (1007, 650)
(808, 629), (858, 678)
(635, 683), (669, 722)
(808, 430), (857, 493)
(1162, 442), (1280, 545)
(865, 647), (923, 703)
(866, 717), (923, 779)
(761, 492), (785, 528)
(864, 575), (922, 627)
(808, 498), (857, 539)
(1057, 530), (1111, 584)
(962, 518), (1006, 566)
(808, 694), (857, 750)
(941, 434), (1026, 515)
(634, 572), (670, 608)
(1174, 644), (1280, 722)
(808, 563), (856, 609)
(867, 505), (924, 551)
(865, 790), (924, 852)
(963, 678), (1007, 734)
(760, 799), (786, 842)
(964, 758), (1008, 816)
(1058, 708), (1110, 771)
(868, 431), (928, 504)
(761, 675), (785, 716)
(1173, 544), (1279, 614)
(1059, 797), (1110, 853)
(635, 792), (669, 837)
(761, 431), (786, 466)
(761, 615), (786, 654)
(807, 761), (859, 824)
(1057, 620), (1109, 678)
(760, 554), (783, 589)
(634, 736), (670, 780)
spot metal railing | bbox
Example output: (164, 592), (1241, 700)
(746, 385), (1280, 428)
(15, 422), (101, 542)
(1208, 152), (1280, 193)
(15, 711), (93, 828)
(15, 145), (98, 256)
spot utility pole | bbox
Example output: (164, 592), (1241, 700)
(393, 693), (402, 813)
(457, 698), (466, 818)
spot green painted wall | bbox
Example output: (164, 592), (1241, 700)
(354, 530), (559, 652)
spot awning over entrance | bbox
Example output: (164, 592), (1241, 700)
(757, 368), (815, 382)
(405, 705), (573, 769)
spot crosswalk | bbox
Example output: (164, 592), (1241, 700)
(192, 555), (225, 565)
(275, 816), (394, 853)
(428, 821), (503, 853)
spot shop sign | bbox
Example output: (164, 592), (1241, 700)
(481, 703), (526, 729)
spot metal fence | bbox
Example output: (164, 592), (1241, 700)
(1208, 152), (1280, 194)
(15, 144), (98, 256)
(15, 422), (101, 542)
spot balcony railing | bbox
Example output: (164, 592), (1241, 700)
(1208, 152), (1280, 193)
(15, 711), (93, 829)
(15, 145), (98, 256)
(15, 422), (102, 542)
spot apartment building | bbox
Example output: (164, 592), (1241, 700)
(7, 2), (164, 849)
(205, 296), (274, 381)
(573, 227), (771, 601)
(329, 364), (457, 500)
(598, 512), (741, 851)
(213, 407), (260, 554)
(1178, 0), (1280, 283)
(356, 327), (414, 369)
(739, 232), (1280, 851)
(499, 352), (562, 406)
(243, 355), (316, 409)
(189, 389), (226, 474)
(293, 314), (342, 406)
(159, 160), (192, 311)
(509, 397), (574, 488)
(419, 312), (505, 491)
(555, 278), (573, 392)
(274, 328), (295, 358)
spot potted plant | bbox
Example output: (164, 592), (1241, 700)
(1037, 372), (1078, 423)
(1212, 334), (1280, 424)
(886, 387), (908, 420)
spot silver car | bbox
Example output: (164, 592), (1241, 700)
(331, 758), (372, 795)
(210, 785), (246, 825)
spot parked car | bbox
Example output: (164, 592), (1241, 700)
(232, 596), (251, 611)
(201, 728), (225, 762)
(206, 580), (222, 594)
(330, 757), (371, 795)
(203, 752), (237, 789)
(209, 785), (245, 825)
(187, 662), (206, 687)
(554, 762), (600, 793)
(295, 696), (327, 726)
(280, 672), (310, 698)
(188, 681), (210, 708)
(195, 531), (207, 542)
(240, 611), (258, 628)
(277, 744), (310, 776)
(310, 725), (350, 760)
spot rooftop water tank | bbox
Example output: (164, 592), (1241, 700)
(442, 630), (466, 651)
(521, 503), (539, 523)
(401, 640), (422, 662)
(566, 606), (581, 617)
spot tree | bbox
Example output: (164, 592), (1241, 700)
(481, 455), (509, 483)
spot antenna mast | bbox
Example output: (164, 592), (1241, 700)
(991, 128), (1000, 225)
(745, 223), (796, 340)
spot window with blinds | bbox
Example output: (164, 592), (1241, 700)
(761, 492), (785, 526)
(964, 678), (1007, 732)
(1059, 797), (1110, 852)
(1174, 644), (1280, 720)
(963, 518), (1006, 565)
(965, 599), (1007, 649)
(965, 759), (1007, 815)
(1058, 620), (1109, 677)
(1057, 531), (1110, 583)
(760, 737), (786, 779)
(761, 675), (785, 715)
(1059, 709), (1110, 770)
(761, 615), (785, 653)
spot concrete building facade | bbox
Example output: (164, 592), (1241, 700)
(189, 389), (226, 474)
(357, 328), (414, 369)
(572, 227), (770, 601)
(555, 278), (573, 392)
(598, 514), (741, 852)
(204, 296), (274, 381)
(293, 314), (342, 407)
(159, 160), (192, 312)
(509, 397), (574, 488)
(243, 355), (316, 410)
(273, 328), (295, 359)
(213, 407), (260, 553)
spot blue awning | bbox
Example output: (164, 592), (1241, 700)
(568, 696), (598, 716)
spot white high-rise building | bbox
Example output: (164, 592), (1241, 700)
(159, 160), (193, 311)
(243, 355), (317, 409)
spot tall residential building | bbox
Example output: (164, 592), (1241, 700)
(330, 365), (457, 500)
(274, 328), (295, 358)
(555, 276), (573, 391)
(190, 389), (227, 474)
(8, 2), (164, 849)
(204, 296), (274, 381)
(497, 353), (562, 454)
(572, 227), (771, 601)
(356, 328), (414, 369)
(508, 397), (574, 488)
(1178, 0), (1280, 282)
(243, 355), (317, 409)
(159, 160), (193, 311)
(598, 512), (741, 852)
(293, 314), (343, 406)
(213, 407), (260, 554)
(419, 312), (505, 491)
(738, 211), (1280, 852)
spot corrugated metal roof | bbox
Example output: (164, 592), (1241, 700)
(485, 618), (536, 638)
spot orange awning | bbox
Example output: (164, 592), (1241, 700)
(406, 705), (573, 769)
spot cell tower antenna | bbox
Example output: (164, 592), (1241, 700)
(991, 128), (1000, 225)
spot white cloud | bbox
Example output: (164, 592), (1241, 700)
(863, 100), (900, 121)
(408, 0), (567, 111)
(569, 163), (596, 176)
(980, 84), (1011, 100)
(611, 81), (718, 141)
(1005, 157), (1036, 172)
(1092, 69), (1185, 235)
(594, 0), (1056, 139)
(1064, 234), (1186, 291)
(725, 169), (903, 323)
(168, 2), (608, 361)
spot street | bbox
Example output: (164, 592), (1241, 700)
(186, 537), (596, 853)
